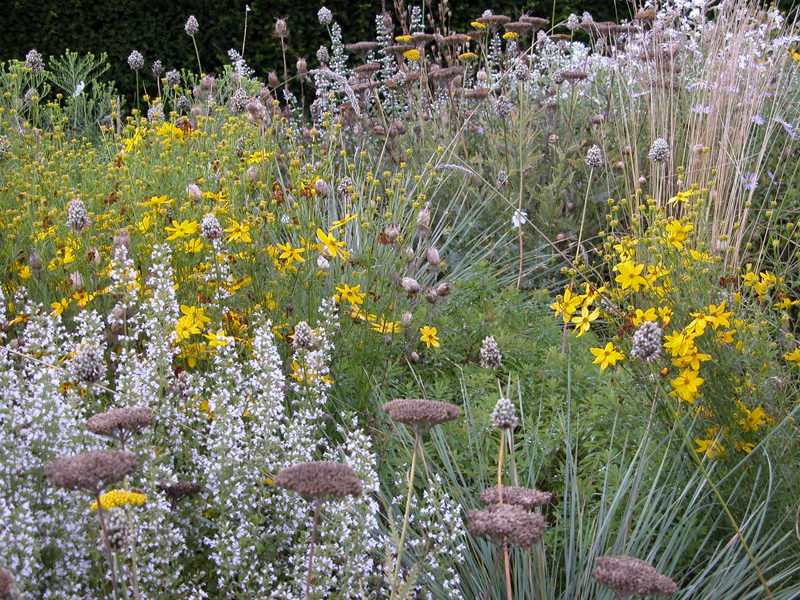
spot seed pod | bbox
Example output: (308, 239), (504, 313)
(247, 164), (259, 182)
(426, 246), (441, 267)
(566, 202), (575, 211)
(113, 229), (131, 250)
(403, 246), (415, 262)
(28, 250), (42, 270)
(186, 183), (203, 201)
(296, 57), (308, 76)
(268, 72), (279, 87)
(275, 19), (289, 39)
(385, 224), (400, 243)
(314, 179), (330, 198)
(401, 277), (420, 294)
(425, 288), (439, 304)
(435, 282), (452, 297)
(70, 271), (85, 290)
(317, 254), (330, 270)
(401, 311), (414, 328)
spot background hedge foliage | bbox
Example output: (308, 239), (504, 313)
(0, 0), (620, 102)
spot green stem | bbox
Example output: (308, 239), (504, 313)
(575, 167), (594, 265)
(390, 433), (420, 599)
(192, 36), (203, 76)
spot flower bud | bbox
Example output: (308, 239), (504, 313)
(401, 277), (420, 294)
(385, 224), (400, 243)
(247, 164), (259, 181)
(426, 246), (441, 266)
(401, 311), (414, 328)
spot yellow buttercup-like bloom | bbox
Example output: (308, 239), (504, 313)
(90, 489), (147, 511)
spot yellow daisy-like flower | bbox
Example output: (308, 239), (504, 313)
(316, 228), (350, 259)
(695, 429), (725, 459)
(225, 220), (252, 244)
(589, 342), (624, 371)
(670, 368), (704, 403)
(276, 241), (306, 264)
(90, 489), (147, 511)
(165, 219), (199, 241)
(371, 316), (401, 334)
(614, 259), (647, 292)
(403, 49), (421, 61)
(335, 283), (366, 306)
(419, 325), (440, 348)
(50, 297), (70, 316)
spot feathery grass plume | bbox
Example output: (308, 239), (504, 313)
(630, 321), (663, 363)
(591, 556), (678, 598)
(467, 504), (546, 547)
(480, 336), (503, 369)
(46, 450), (139, 493)
(478, 485), (552, 509)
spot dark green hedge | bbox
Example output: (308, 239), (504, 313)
(1, 0), (621, 101)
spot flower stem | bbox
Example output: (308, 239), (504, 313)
(96, 493), (121, 600)
(192, 36), (203, 77)
(497, 431), (513, 600)
(390, 433), (420, 599)
(304, 497), (322, 600)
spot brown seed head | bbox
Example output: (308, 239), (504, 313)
(592, 556), (678, 597)
(158, 480), (202, 502)
(0, 567), (13, 597)
(442, 34), (470, 46)
(476, 14), (511, 26)
(346, 41), (379, 54)
(46, 450), (139, 493)
(504, 22), (533, 35)
(273, 461), (363, 499)
(479, 485), (553, 509)
(467, 504), (546, 547)
(383, 398), (461, 431)
(87, 407), (154, 437)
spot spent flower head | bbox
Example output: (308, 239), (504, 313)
(592, 556), (678, 597)
(46, 450), (139, 493)
(273, 461), (362, 499)
(648, 138), (670, 163)
(586, 144), (604, 168)
(127, 50), (144, 71)
(383, 398), (461, 434)
(491, 396), (518, 429)
(479, 485), (552, 509)
(185, 15), (199, 36)
(467, 504), (546, 547)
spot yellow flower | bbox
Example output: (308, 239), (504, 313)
(670, 368), (704, 403)
(316, 228), (349, 259)
(247, 150), (275, 164)
(716, 329), (736, 344)
(331, 213), (358, 229)
(90, 489), (147, 511)
(371, 316), (401, 334)
(204, 330), (229, 348)
(395, 35), (412, 42)
(176, 305), (211, 341)
(277, 241), (306, 264)
(665, 218), (693, 250)
(18, 265), (31, 280)
(471, 21), (488, 28)
(124, 127), (146, 153)
(734, 439), (755, 454)
(550, 287), (583, 322)
(589, 342), (624, 371)
(614, 259), (647, 292)
(784, 348), (800, 365)
(735, 402), (767, 432)
(571, 305), (600, 337)
(631, 307), (657, 326)
(183, 238), (204, 253)
(71, 290), (90, 308)
(667, 189), (696, 205)
(225, 220), (252, 243)
(142, 194), (173, 207)
(335, 283), (366, 306)
(459, 52), (478, 60)
(420, 325), (440, 348)
(137, 213), (153, 234)
(663, 330), (694, 357)
(673, 346), (711, 371)
(695, 429), (725, 459)
(403, 49), (421, 61)
(502, 31), (518, 39)
(165, 219), (199, 241)
(50, 297), (70, 316)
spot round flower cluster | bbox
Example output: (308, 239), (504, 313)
(151, 59), (163, 79)
(467, 504), (546, 547)
(66, 198), (90, 232)
(201, 213), (223, 240)
(490, 396), (518, 429)
(292, 321), (315, 350)
(478, 485), (552, 509)
(165, 69), (181, 88)
(318, 6), (333, 25)
(630, 321), (663, 363)
(127, 50), (144, 71)
(591, 556), (678, 597)
(273, 461), (363, 499)
(72, 342), (105, 383)
(104, 507), (132, 551)
(585, 144), (604, 168)
(317, 45), (330, 64)
(90, 489), (147, 511)
(25, 49), (43, 73)
(648, 138), (670, 163)
(185, 15), (199, 36)
(230, 88), (249, 115)
(480, 336), (502, 369)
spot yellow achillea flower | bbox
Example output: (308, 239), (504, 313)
(395, 35), (411, 42)
(471, 21), (487, 28)
(502, 32), (518, 39)
(403, 49), (421, 61)
(90, 489), (147, 511)
(419, 325), (440, 348)
(459, 52), (478, 60)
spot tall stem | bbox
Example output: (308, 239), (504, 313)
(575, 168), (594, 265)
(96, 493), (121, 600)
(390, 433), (420, 599)
(304, 497), (322, 600)
(192, 36), (203, 76)
(497, 431), (513, 600)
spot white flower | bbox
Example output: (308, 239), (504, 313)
(73, 81), (85, 98)
(512, 209), (528, 229)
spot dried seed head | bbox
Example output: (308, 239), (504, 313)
(292, 321), (315, 350)
(592, 556), (678, 597)
(425, 288), (439, 304)
(46, 450), (139, 493)
(127, 50), (144, 71)
(273, 461), (362, 499)
(479, 485), (552, 509)
(25, 49), (44, 74)
(201, 213), (223, 240)
(385, 223), (400, 243)
(426, 247), (441, 267)
(72, 342), (105, 383)
(476, 14), (511, 26)
(401, 277), (421, 294)
(166, 69), (181, 87)
(104, 507), (132, 551)
(66, 198), (90, 232)
(314, 179), (330, 198)
(383, 398), (461, 432)
(648, 138), (670, 163)
(491, 396), (518, 429)
(318, 6), (333, 25)
(0, 566), (17, 599)
(296, 57), (308, 75)
(87, 407), (154, 437)
(230, 88), (248, 114)
(28, 250), (42, 270)
(630, 321), (663, 363)
(185, 15), (199, 36)
(151, 60), (164, 79)
(316, 45), (330, 64)
(480, 336), (503, 369)
(268, 71), (280, 87)
(585, 144), (604, 168)
(467, 504), (546, 547)
(157, 480), (202, 503)
(274, 18), (289, 38)
(436, 282), (452, 297)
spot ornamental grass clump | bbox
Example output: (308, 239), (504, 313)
(273, 461), (363, 600)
